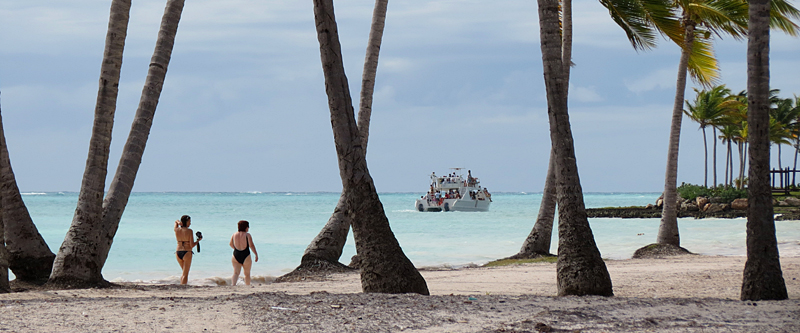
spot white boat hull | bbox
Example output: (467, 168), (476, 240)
(415, 198), (490, 212)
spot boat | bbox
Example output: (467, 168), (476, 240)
(415, 168), (491, 212)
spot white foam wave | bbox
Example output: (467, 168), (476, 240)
(22, 192), (47, 195)
(109, 275), (277, 287)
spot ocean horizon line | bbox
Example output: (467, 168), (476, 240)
(20, 191), (664, 195)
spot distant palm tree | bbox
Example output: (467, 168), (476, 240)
(684, 85), (735, 187)
(718, 124), (738, 186)
(771, 96), (800, 169)
(790, 96), (800, 184)
(741, 0), (788, 301)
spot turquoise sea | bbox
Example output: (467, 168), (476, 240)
(16, 192), (800, 286)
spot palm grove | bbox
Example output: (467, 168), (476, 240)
(0, 0), (797, 301)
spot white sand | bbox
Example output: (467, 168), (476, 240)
(1, 255), (798, 332)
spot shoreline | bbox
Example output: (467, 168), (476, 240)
(2, 255), (799, 332)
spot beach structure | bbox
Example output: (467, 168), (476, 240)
(415, 168), (491, 212)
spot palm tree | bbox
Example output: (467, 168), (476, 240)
(48, 0), (132, 288)
(790, 96), (800, 184)
(49, 0), (185, 287)
(606, 0), (798, 248)
(741, 0), (788, 301)
(296, 0), (389, 274)
(718, 124), (737, 186)
(771, 96), (800, 169)
(0, 95), (10, 293)
(684, 85), (735, 187)
(311, 0), (428, 295)
(98, 0), (186, 270)
(0, 98), (56, 284)
(513, 0), (574, 260)
(538, 0), (613, 296)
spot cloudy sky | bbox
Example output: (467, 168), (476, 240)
(1, 0), (799, 193)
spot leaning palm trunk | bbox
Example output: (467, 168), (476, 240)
(312, 0), (428, 295)
(98, 0), (185, 268)
(300, 0), (388, 267)
(514, 148), (557, 258)
(656, 18), (695, 247)
(537, 0), (612, 296)
(0, 107), (55, 283)
(48, 0), (132, 288)
(512, 0), (572, 259)
(0, 214), (8, 293)
(741, 0), (787, 301)
(0, 100), (11, 293)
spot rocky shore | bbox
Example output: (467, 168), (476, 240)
(586, 196), (800, 220)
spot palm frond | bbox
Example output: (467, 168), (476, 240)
(770, 0), (800, 36)
(686, 30), (720, 86)
(686, 0), (749, 40)
(599, 0), (662, 50)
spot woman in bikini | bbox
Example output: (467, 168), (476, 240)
(175, 215), (201, 285)
(230, 220), (258, 286)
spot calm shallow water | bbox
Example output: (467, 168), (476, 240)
(17, 192), (800, 285)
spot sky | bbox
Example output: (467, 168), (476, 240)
(1, 0), (799, 193)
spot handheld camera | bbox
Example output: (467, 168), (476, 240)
(195, 231), (203, 252)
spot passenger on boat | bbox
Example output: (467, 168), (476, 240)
(483, 188), (492, 202)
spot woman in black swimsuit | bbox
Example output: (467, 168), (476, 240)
(175, 215), (201, 285)
(229, 220), (258, 286)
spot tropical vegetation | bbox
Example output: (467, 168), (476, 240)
(684, 86), (800, 190)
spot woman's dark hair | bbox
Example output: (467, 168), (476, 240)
(180, 215), (191, 227)
(238, 220), (249, 232)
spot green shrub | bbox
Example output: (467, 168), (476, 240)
(677, 183), (747, 202)
(677, 183), (710, 200)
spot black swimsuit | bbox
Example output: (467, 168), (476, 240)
(176, 240), (192, 260)
(233, 235), (251, 264)
(176, 250), (191, 260)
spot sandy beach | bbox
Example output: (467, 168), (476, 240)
(1, 255), (799, 332)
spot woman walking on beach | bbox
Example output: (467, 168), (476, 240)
(230, 220), (258, 286)
(175, 215), (201, 285)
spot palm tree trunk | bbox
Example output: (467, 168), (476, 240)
(302, 192), (352, 264)
(741, 0), (787, 299)
(48, 0), (131, 288)
(738, 142), (745, 187)
(0, 98), (10, 293)
(712, 127), (718, 187)
(0, 106), (55, 283)
(538, 0), (612, 296)
(742, 142), (749, 186)
(515, 147), (557, 257)
(726, 141), (732, 187)
(657, 19), (695, 247)
(0, 215), (8, 293)
(98, 0), (185, 268)
(514, 0), (571, 260)
(312, 0), (428, 295)
(702, 126), (708, 187)
(300, 0), (388, 267)
(793, 141), (799, 186)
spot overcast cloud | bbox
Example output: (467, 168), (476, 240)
(1, 0), (799, 193)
